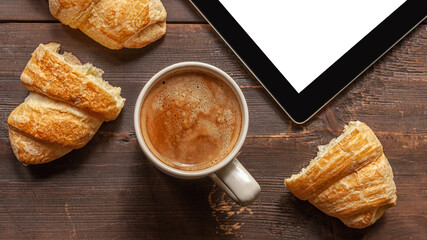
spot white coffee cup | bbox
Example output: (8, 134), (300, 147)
(134, 62), (261, 206)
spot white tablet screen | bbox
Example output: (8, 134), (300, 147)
(218, 0), (406, 93)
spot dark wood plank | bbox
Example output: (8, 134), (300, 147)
(0, 0), (204, 22)
(0, 23), (426, 239)
(2, 0), (426, 25)
(0, 23), (425, 136)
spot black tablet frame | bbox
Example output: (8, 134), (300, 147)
(189, 0), (427, 123)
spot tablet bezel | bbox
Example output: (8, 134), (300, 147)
(189, 0), (427, 123)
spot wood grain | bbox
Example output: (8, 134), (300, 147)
(0, 0), (204, 22)
(0, 1), (426, 239)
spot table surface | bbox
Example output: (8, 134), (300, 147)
(0, 1), (426, 239)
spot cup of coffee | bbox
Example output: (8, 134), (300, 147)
(134, 62), (261, 206)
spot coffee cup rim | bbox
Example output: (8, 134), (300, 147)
(134, 62), (249, 179)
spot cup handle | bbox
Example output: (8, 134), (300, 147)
(209, 158), (261, 206)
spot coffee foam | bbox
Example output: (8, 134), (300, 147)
(141, 70), (242, 171)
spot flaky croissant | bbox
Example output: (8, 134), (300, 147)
(285, 121), (397, 229)
(8, 43), (125, 165)
(49, 0), (167, 50)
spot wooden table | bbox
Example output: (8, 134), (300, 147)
(0, 1), (426, 239)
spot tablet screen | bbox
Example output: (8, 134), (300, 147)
(218, 0), (406, 93)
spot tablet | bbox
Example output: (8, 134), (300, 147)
(189, 0), (427, 123)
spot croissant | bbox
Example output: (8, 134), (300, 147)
(285, 121), (397, 229)
(8, 43), (125, 165)
(49, 0), (167, 50)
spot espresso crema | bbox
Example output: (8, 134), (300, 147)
(140, 70), (242, 171)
